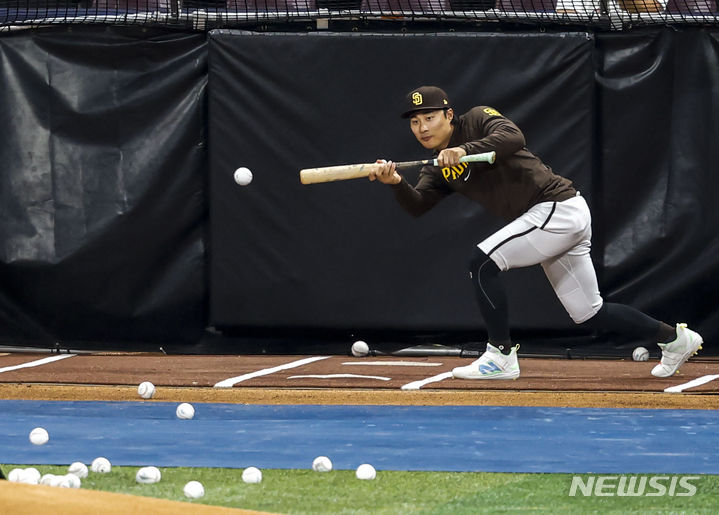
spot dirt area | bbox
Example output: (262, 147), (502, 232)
(1, 384), (718, 409)
(0, 481), (270, 515)
(0, 353), (717, 394)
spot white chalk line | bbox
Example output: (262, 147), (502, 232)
(288, 374), (391, 381)
(342, 361), (442, 367)
(0, 354), (76, 374)
(401, 371), (453, 391)
(214, 356), (330, 388)
(664, 374), (719, 393)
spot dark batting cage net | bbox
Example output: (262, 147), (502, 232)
(0, 0), (717, 30)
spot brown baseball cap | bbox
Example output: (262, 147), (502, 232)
(400, 86), (451, 118)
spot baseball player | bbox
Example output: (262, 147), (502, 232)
(370, 85), (703, 380)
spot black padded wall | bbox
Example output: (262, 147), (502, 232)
(0, 27), (208, 347)
(1, 26), (717, 353)
(208, 31), (595, 336)
(596, 29), (719, 345)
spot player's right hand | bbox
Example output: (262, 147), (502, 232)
(369, 159), (401, 185)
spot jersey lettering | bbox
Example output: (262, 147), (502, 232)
(483, 107), (502, 117)
(441, 162), (469, 182)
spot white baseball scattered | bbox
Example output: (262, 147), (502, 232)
(68, 461), (88, 479)
(91, 457), (112, 473)
(356, 463), (376, 480)
(29, 427), (49, 445)
(40, 473), (56, 486)
(63, 473), (82, 489)
(137, 381), (156, 399)
(50, 475), (68, 487)
(135, 466), (162, 484)
(7, 468), (23, 482)
(15, 467), (40, 484)
(40, 473), (77, 489)
(183, 480), (205, 499)
(633, 346), (649, 362)
(242, 466), (262, 484)
(351, 340), (370, 357)
(233, 167), (253, 186)
(312, 456), (333, 472)
(176, 402), (195, 419)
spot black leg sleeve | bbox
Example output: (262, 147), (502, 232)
(468, 246), (510, 343)
(581, 302), (675, 342)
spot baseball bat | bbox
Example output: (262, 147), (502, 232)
(299, 151), (496, 185)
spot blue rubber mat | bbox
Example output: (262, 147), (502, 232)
(1, 400), (717, 473)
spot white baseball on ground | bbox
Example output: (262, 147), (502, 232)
(7, 468), (23, 482)
(50, 475), (69, 487)
(242, 466), (262, 484)
(234, 167), (253, 186)
(351, 340), (370, 357)
(633, 346), (649, 362)
(68, 461), (88, 478)
(19, 468), (41, 484)
(39, 473), (56, 486)
(356, 463), (376, 480)
(137, 381), (156, 399)
(184, 480), (205, 498)
(176, 402), (195, 419)
(63, 474), (82, 489)
(312, 456), (333, 472)
(91, 457), (112, 473)
(29, 427), (49, 445)
(135, 466), (162, 484)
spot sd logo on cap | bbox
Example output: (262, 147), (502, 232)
(401, 86), (451, 118)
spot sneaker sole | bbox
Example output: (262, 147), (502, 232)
(651, 335), (703, 378)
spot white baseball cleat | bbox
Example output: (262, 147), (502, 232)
(651, 323), (703, 378)
(452, 343), (520, 380)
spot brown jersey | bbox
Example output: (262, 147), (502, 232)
(391, 106), (576, 221)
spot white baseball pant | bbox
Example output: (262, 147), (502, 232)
(477, 194), (603, 324)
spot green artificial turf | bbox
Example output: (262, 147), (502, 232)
(5, 465), (719, 514)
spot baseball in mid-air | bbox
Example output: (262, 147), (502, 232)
(633, 346), (649, 362)
(234, 167), (253, 186)
(29, 427), (49, 445)
(351, 340), (370, 357)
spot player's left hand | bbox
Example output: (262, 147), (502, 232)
(437, 147), (467, 167)
(370, 159), (401, 185)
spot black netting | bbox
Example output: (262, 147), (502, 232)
(0, 0), (717, 29)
